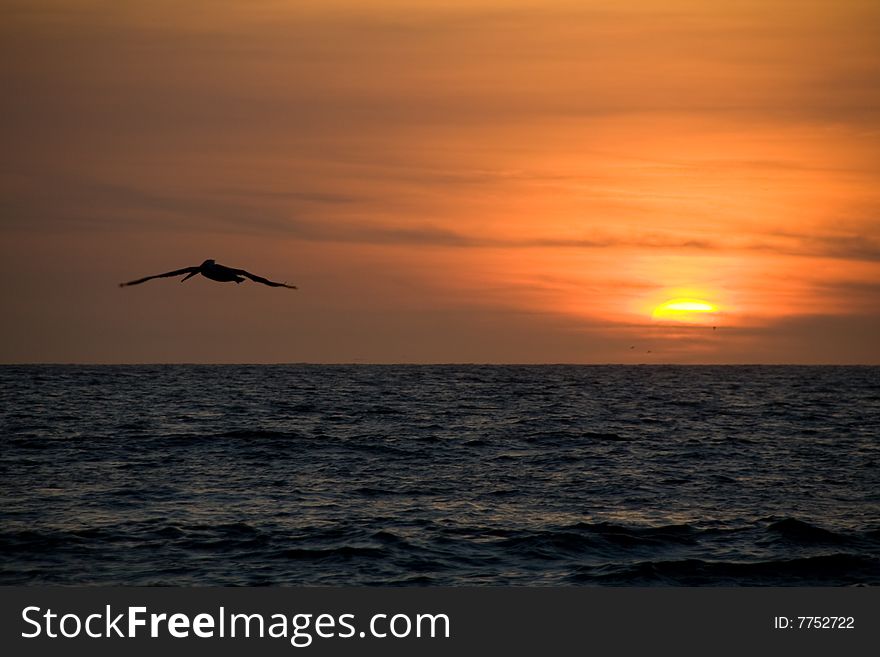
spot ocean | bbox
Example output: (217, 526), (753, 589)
(1, 365), (877, 586)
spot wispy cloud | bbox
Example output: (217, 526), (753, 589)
(7, 173), (880, 267)
(754, 231), (880, 263)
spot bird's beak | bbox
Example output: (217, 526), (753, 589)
(181, 272), (197, 282)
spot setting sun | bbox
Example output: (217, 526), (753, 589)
(652, 298), (719, 323)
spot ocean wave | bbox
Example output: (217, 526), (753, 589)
(276, 546), (386, 561)
(765, 518), (856, 545)
(574, 554), (880, 586)
(493, 521), (700, 558)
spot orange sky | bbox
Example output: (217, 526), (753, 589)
(2, 0), (879, 363)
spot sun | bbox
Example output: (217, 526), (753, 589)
(652, 298), (719, 323)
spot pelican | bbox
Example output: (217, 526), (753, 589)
(119, 259), (297, 289)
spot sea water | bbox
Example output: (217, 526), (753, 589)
(1, 365), (877, 585)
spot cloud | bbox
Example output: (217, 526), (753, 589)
(10, 170), (880, 267)
(755, 231), (880, 263)
(1, 170), (721, 250)
(796, 234), (880, 263)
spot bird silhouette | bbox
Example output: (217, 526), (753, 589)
(119, 259), (297, 289)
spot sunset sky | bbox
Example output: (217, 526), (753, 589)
(2, 0), (879, 363)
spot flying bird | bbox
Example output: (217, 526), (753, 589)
(119, 259), (297, 289)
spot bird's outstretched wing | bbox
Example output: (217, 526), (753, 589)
(235, 269), (297, 289)
(119, 267), (199, 287)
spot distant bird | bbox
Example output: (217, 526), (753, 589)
(119, 259), (297, 289)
